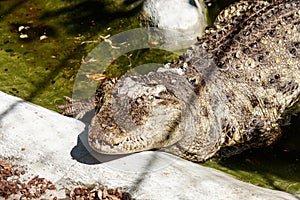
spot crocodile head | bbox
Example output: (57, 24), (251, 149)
(88, 72), (182, 154)
(87, 65), (213, 155)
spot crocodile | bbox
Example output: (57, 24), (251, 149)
(59, 0), (300, 162)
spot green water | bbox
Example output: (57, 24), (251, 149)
(0, 0), (147, 110)
(0, 0), (299, 195)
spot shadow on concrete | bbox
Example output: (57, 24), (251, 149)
(70, 127), (133, 164)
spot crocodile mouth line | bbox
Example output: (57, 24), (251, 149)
(88, 134), (151, 154)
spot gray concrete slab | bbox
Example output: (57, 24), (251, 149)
(0, 91), (298, 199)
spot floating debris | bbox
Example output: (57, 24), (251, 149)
(40, 35), (48, 40)
(19, 34), (29, 39)
(86, 73), (107, 81)
(18, 25), (30, 32)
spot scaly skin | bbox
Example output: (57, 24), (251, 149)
(59, 0), (300, 162)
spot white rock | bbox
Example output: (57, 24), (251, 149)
(142, 0), (207, 48)
(0, 91), (298, 200)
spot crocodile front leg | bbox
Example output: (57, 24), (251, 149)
(58, 77), (118, 119)
(58, 96), (97, 119)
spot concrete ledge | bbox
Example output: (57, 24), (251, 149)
(0, 91), (297, 199)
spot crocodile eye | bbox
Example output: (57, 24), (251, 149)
(166, 134), (170, 140)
